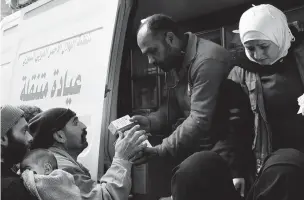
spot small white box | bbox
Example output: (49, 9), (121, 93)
(108, 115), (136, 136)
(108, 115), (152, 147)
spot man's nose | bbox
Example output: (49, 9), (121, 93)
(80, 121), (87, 129)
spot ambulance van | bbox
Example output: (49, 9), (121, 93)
(1, 0), (303, 198)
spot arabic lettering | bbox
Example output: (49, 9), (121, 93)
(50, 79), (57, 98)
(66, 97), (72, 105)
(20, 79), (49, 101)
(62, 71), (82, 96)
(20, 70), (82, 101)
(22, 33), (91, 67)
(57, 77), (63, 97)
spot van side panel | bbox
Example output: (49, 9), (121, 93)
(1, 0), (120, 180)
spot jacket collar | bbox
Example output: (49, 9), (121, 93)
(183, 32), (198, 68)
(49, 146), (90, 176)
(174, 32), (198, 81)
(182, 32), (198, 69)
(49, 146), (78, 166)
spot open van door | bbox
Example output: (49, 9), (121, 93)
(0, 0), (135, 180)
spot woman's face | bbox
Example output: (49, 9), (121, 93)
(244, 40), (280, 65)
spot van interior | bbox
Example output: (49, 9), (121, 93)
(112, 0), (304, 199)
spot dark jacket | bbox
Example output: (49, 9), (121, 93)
(147, 32), (254, 178)
(228, 29), (304, 172)
(210, 79), (255, 179)
(1, 163), (37, 200)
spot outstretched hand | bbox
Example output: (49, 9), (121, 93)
(130, 146), (159, 165)
(114, 125), (148, 161)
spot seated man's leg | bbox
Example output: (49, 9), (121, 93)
(171, 151), (241, 200)
(247, 148), (304, 200)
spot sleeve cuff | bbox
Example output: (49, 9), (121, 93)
(155, 143), (167, 157)
(113, 156), (132, 171)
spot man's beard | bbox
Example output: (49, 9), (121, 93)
(2, 141), (29, 166)
(159, 44), (184, 72)
(81, 130), (88, 148)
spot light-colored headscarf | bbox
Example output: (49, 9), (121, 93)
(239, 4), (295, 65)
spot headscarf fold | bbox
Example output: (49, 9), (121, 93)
(239, 4), (295, 65)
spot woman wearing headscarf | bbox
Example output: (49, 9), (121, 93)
(229, 4), (304, 200)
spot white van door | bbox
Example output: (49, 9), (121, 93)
(0, 0), (132, 180)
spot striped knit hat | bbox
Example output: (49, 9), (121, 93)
(1, 105), (24, 137)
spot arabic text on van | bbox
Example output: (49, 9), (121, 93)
(19, 33), (91, 103)
(20, 69), (82, 103)
(22, 33), (91, 66)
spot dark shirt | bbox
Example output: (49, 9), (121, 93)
(258, 54), (304, 152)
(1, 163), (37, 200)
(210, 79), (255, 178)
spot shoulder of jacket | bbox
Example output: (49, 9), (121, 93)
(196, 38), (230, 62)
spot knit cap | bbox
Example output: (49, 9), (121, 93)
(30, 108), (76, 149)
(1, 105), (24, 137)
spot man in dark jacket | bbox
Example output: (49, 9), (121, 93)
(131, 14), (255, 196)
(1, 105), (37, 200)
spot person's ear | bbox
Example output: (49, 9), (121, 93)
(1, 136), (9, 148)
(53, 130), (66, 144)
(165, 32), (175, 45)
(44, 162), (53, 175)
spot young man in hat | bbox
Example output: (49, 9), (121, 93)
(1, 105), (37, 200)
(29, 107), (148, 200)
